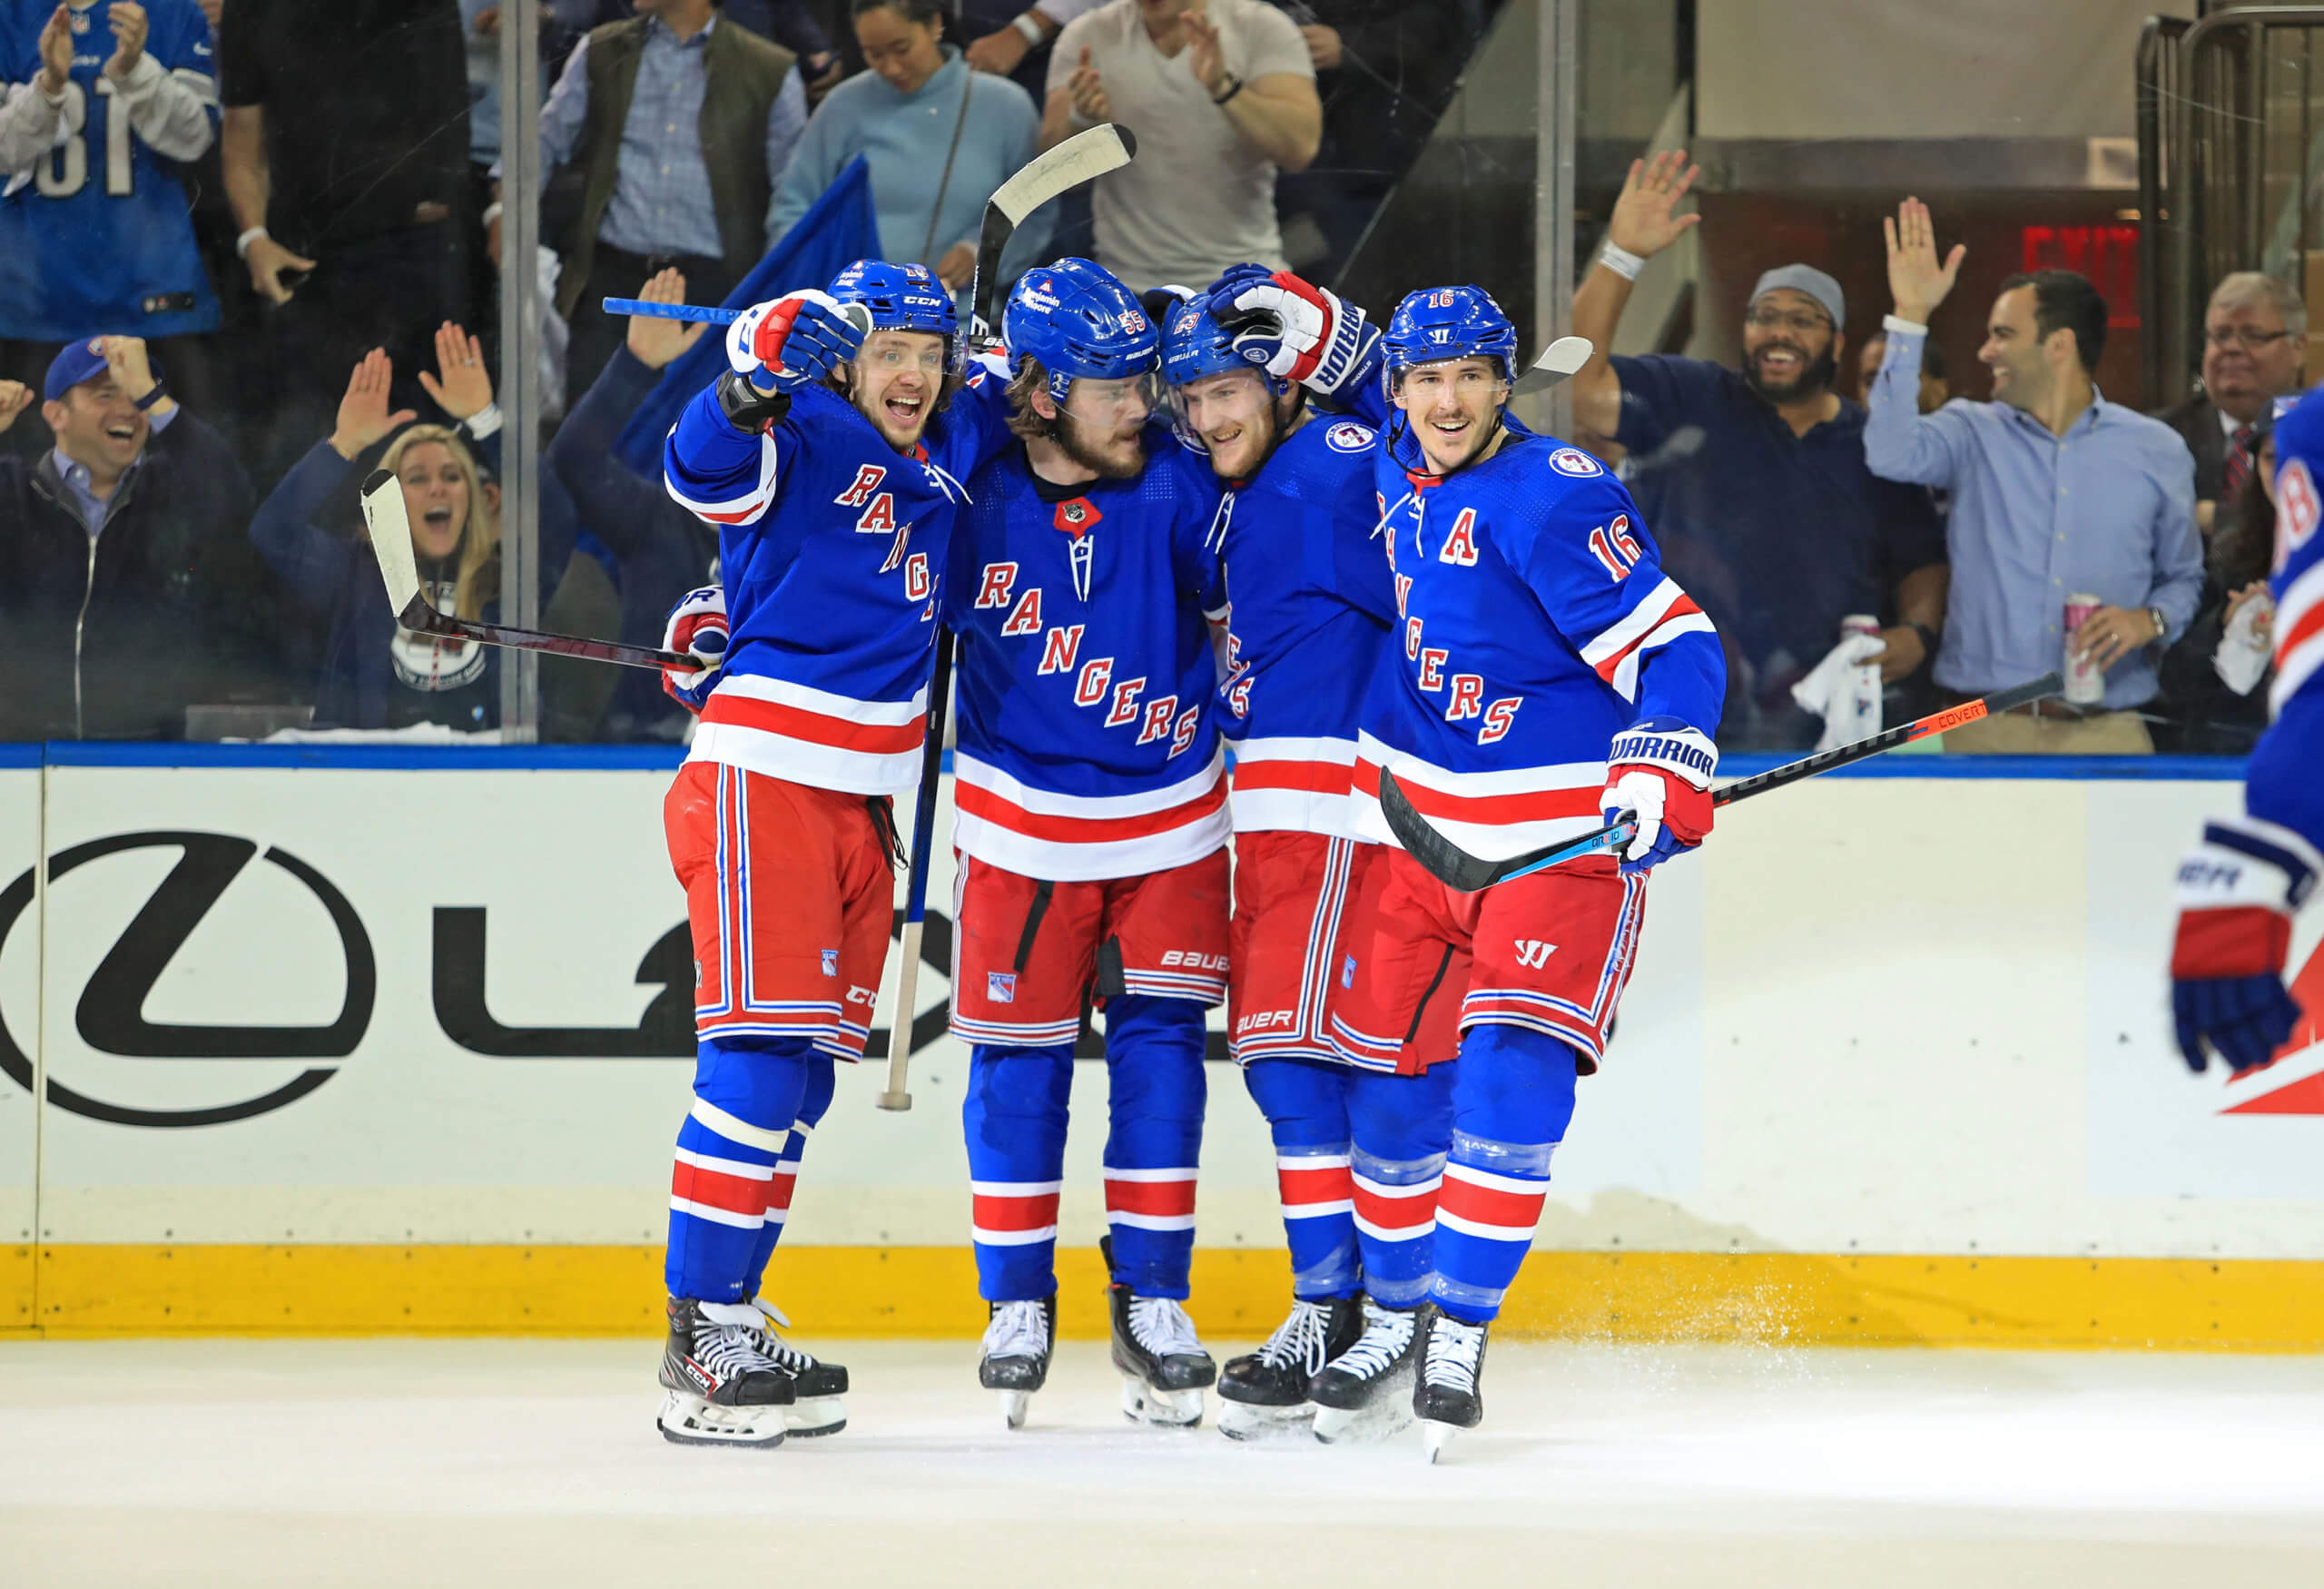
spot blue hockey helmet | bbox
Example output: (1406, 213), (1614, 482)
(1159, 274), (1292, 397)
(1382, 284), (1521, 385)
(828, 258), (960, 370)
(1002, 257), (1158, 401)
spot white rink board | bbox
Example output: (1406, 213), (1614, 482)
(0, 766), (37, 1249)
(11, 761), (2320, 1258)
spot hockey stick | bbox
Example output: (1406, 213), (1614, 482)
(1380, 671), (2066, 893)
(359, 469), (693, 670)
(601, 298), (740, 324)
(873, 122), (1140, 1112)
(1508, 335), (1594, 400)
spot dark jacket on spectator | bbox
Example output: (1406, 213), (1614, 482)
(546, 346), (716, 740)
(555, 15), (796, 318)
(0, 411), (273, 740)
(249, 432), (575, 733)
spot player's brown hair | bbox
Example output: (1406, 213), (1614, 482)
(1005, 358), (1058, 442)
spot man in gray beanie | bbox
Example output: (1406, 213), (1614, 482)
(1567, 147), (1948, 751)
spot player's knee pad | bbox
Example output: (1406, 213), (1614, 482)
(966, 1042), (1076, 1122)
(1240, 1054), (1351, 1149)
(1103, 993), (1210, 1073)
(689, 1034), (817, 1136)
(1452, 1023), (1580, 1149)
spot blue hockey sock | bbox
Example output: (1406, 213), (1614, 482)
(964, 1042), (1075, 1301)
(1346, 1059), (1459, 1308)
(1242, 1055), (1358, 1300)
(1100, 994), (1207, 1299)
(742, 1053), (836, 1297)
(1431, 1025), (1578, 1324)
(665, 1035), (814, 1302)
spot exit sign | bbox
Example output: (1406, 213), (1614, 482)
(2021, 225), (2139, 327)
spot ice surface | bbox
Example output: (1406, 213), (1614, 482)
(3, 1338), (2321, 1586)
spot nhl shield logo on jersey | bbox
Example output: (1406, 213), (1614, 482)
(1550, 447), (1603, 478)
(1325, 420), (1374, 453)
(821, 949), (839, 977)
(1053, 498), (1101, 537)
(988, 972), (1018, 1004)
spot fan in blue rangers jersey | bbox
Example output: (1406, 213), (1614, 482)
(942, 258), (1231, 1430)
(1219, 273), (1727, 1454)
(0, 0), (222, 341)
(2170, 385), (2324, 1078)
(647, 259), (1013, 1450)
(1155, 270), (1465, 1440)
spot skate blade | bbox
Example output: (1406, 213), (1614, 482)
(1421, 1418), (1462, 1463)
(1120, 1377), (1205, 1428)
(783, 1396), (846, 1437)
(1312, 1397), (1414, 1446)
(999, 1389), (1032, 1430)
(657, 1390), (786, 1448)
(1216, 1399), (1315, 1442)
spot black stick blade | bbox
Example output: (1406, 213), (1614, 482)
(1378, 770), (1503, 893)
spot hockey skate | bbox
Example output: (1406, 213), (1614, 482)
(1308, 1298), (1422, 1444)
(1215, 1295), (1364, 1441)
(980, 1295), (1058, 1430)
(1413, 1310), (1489, 1462)
(1102, 1240), (1215, 1427)
(744, 1296), (850, 1436)
(656, 1297), (796, 1448)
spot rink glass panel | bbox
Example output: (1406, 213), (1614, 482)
(0, 754), (35, 1330)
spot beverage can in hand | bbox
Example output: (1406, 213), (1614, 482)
(2063, 592), (2104, 705)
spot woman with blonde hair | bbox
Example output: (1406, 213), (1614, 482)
(251, 326), (569, 732)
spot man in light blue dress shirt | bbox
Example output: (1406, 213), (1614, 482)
(1867, 198), (2202, 754)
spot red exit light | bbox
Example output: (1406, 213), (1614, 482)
(2021, 225), (2139, 326)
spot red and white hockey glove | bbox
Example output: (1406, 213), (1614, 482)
(724, 289), (864, 394)
(661, 584), (729, 715)
(1221, 270), (1375, 400)
(2170, 815), (2318, 1074)
(1600, 718), (1716, 876)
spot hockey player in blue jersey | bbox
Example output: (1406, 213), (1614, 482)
(1157, 273), (1466, 1439)
(650, 259), (1013, 1448)
(1245, 279), (1726, 1456)
(944, 258), (1233, 1429)
(2170, 385), (2324, 1076)
(0, 0), (222, 341)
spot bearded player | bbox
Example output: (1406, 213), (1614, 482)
(651, 260), (1010, 1447)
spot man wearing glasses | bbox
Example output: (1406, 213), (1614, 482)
(1569, 149), (1948, 750)
(2156, 272), (2308, 546)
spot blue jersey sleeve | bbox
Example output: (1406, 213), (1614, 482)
(1495, 460), (1726, 734)
(664, 379), (792, 528)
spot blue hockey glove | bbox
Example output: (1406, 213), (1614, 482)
(2169, 815), (2317, 1074)
(725, 290), (864, 393)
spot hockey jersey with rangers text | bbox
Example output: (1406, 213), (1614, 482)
(663, 360), (1011, 794)
(1212, 412), (1397, 836)
(2251, 396), (2324, 854)
(947, 431), (1229, 881)
(1352, 413), (1727, 862)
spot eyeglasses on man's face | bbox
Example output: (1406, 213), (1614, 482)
(2203, 325), (2292, 351)
(1744, 307), (1833, 336)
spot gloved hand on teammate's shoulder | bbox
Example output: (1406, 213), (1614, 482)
(1216, 268), (1375, 400)
(2169, 815), (2317, 1074)
(661, 584), (729, 714)
(725, 290), (865, 394)
(1599, 717), (1716, 876)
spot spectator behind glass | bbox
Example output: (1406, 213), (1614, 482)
(1270, 0), (1481, 282)
(2154, 271), (2306, 547)
(1041, 0), (1319, 291)
(1868, 199), (2203, 755)
(1858, 329), (1949, 414)
(965, 1), (1101, 96)
(0, 338), (275, 740)
(770, 0), (1048, 297)
(249, 333), (571, 734)
(1568, 149), (1948, 750)
(2160, 419), (2281, 755)
(219, 1), (475, 485)
(510, 0), (807, 408)
(0, 1), (221, 358)
(545, 269), (719, 743)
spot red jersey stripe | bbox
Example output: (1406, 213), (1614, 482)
(956, 778), (1228, 844)
(702, 693), (926, 755)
